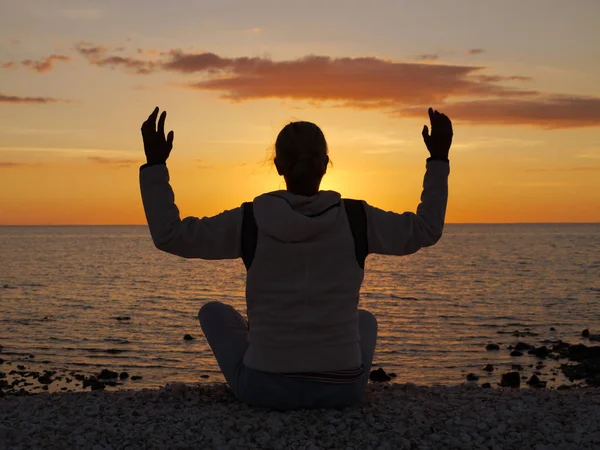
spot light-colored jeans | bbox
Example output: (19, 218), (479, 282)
(198, 301), (378, 410)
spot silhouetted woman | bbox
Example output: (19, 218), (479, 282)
(140, 107), (452, 410)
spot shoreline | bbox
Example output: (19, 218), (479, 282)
(3, 329), (600, 396)
(1, 382), (599, 449)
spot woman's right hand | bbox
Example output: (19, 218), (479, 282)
(422, 108), (453, 160)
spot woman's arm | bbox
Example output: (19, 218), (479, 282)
(364, 108), (452, 256)
(139, 107), (243, 259)
(364, 159), (449, 256)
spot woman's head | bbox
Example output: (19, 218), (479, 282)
(274, 121), (329, 196)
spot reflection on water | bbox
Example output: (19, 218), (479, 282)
(0, 224), (598, 388)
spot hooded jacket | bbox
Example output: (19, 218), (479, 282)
(140, 159), (449, 372)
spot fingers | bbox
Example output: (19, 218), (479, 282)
(427, 107), (453, 135)
(422, 125), (430, 148)
(158, 110), (167, 140)
(141, 106), (159, 133)
(166, 130), (174, 150)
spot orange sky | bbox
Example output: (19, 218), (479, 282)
(1, 1), (599, 224)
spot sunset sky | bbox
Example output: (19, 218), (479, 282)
(1, 0), (599, 225)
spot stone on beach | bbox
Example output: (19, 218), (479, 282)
(98, 369), (119, 379)
(1, 383), (599, 449)
(501, 371), (521, 387)
(183, 334), (195, 341)
(515, 342), (535, 351)
(485, 343), (500, 350)
(369, 368), (391, 382)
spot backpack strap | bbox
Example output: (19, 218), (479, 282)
(343, 199), (369, 269)
(241, 202), (258, 270)
(241, 199), (368, 270)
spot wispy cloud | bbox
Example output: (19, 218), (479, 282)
(467, 48), (485, 55)
(0, 93), (63, 104)
(2, 54), (72, 73)
(21, 54), (72, 73)
(0, 162), (29, 168)
(88, 156), (138, 167)
(414, 54), (439, 62)
(75, 42), (155, 74)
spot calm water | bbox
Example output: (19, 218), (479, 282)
(1, 224), (599, 389)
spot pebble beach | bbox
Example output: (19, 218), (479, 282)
(1, 382), (599, 450)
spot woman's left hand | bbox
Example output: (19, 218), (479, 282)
(141, 107), (174, 165)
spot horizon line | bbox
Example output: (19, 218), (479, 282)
(1, 222), (599, 227)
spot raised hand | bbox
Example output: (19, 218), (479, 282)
(422, 107), (453, 160)
(141, 107), (174, 165)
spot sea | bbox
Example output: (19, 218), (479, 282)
(1, 224), (599, 390)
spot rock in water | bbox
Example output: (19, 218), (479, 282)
(37, 375), (53, 385)
(482, 364), (494, 372)
(119, 372), (129, 380)
(116, 316), (131, 321)
(98, 369), (119, 379)
(526, 374), (546, 388)
(528, 346), (550, 358)
(369, 368), (391, 382)
(131, 375), (143, 381)
(515, 342), (534, 351)
(582, 329), (590, 338)
(501, 372), (521, 388)
(183, 334), (195, 341)
(486, 344), (500, 351)
(510, 351), (524, 357)
(466, 373), (479, 381)
(481, 382), (492, 388)
(90, 380), (105, 390)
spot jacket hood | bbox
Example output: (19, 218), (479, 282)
(253, 190), (342, 242)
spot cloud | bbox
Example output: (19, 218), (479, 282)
(398, 96), (600, 128)
(76, 42), (155, 74)
(88, 156), (138, 167)
(75, 43), (600, 128)
(0, 93), (61, 104)
(467, 48), (485, 55)
(0, 162), (27, 168)
(20, 54), (72, 73)
(172, 54), (537, 105)
(415, 54), (439, 62)
(74, 42), (109, 57)
(2, 62), (17, 69)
